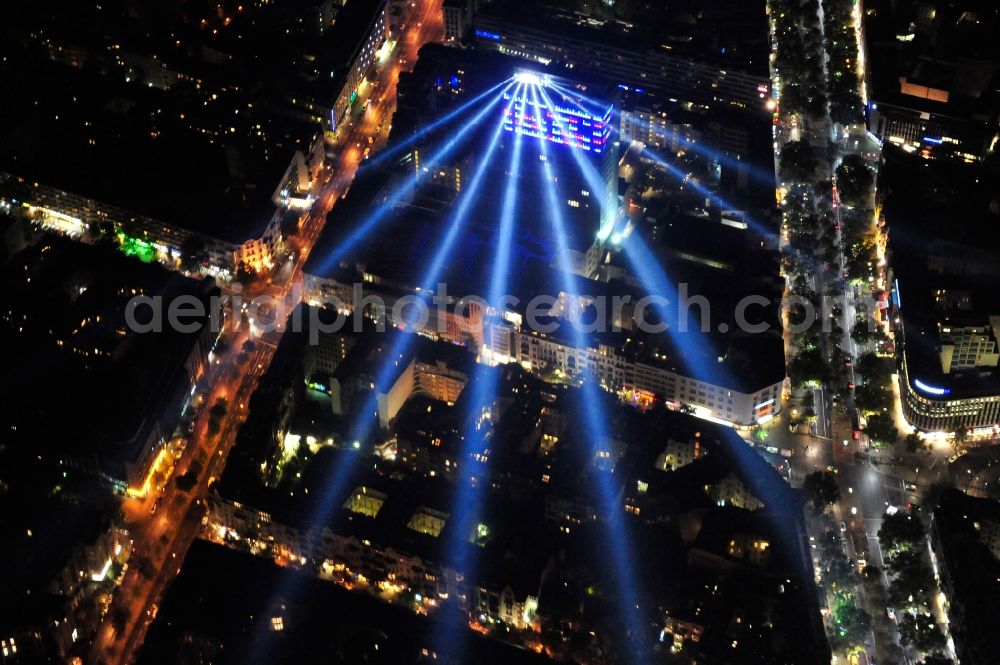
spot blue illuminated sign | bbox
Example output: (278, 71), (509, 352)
(475, 29), (501, 41)
(893, 278), (901, 308)
(923, 136), (943, 144)
(914, 379), (950, 396)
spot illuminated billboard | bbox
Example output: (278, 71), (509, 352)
(502, 83), (613, 154)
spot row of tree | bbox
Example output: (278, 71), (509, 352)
(852, 351), (898, 445)
(778, 139), (829, 396)
(772, 1), (873, 411)
(772, 0), (865, 128)
(832, 155), (895, 450)
(811, 511), (872, 652)
(780, 168), (852, 396)
(877, 512), (949, 658)
(821, 0), (865, 126)
(771, 0), (829, 120)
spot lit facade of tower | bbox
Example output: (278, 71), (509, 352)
(501, 74), (618, 255)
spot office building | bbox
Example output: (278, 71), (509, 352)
(884, 147), (1000, 432)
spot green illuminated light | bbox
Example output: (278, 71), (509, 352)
(117, 232), (156, 263)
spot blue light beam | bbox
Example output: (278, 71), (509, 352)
(528, 83), (652, 665)
(546, 87), (778, 242)
(313, 80), (516, 275)
(639, 146), (777, 241)
(241, 82), (518, 663)
(430, 86), (528, 662)
(307, 84), (527, 522)
(359, 77), (514, 173)
(627, 116), (775, 186)
(543, 88), (806, 664)
(617, 232), (728, 385)
(544, 86), (809, 665)
(558, 94), (776, 187)
(536, 86), (726, 385)
(533, 85), (621, 242)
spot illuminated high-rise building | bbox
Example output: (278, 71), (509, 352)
(496, 73), (619, 275)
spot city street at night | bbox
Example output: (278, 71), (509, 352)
(2, 1), (999, 664)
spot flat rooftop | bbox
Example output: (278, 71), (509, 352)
(308, 160), (601, 293)
(605, 213), (786, 391)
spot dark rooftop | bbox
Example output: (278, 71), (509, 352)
(0, 235), (217, 475)
(0, 494), (115, 632)
(863, 0), (1000, 150)
(932, 489), (1000, 664)
(865, 0), (1000, 104)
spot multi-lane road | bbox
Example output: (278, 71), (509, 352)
(281, 0), (444, 291)
(111, 341), (274, 665)
(88, 314), (274, 663)
(88, 3), (443, 663)
(768, 1), (915, 661)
